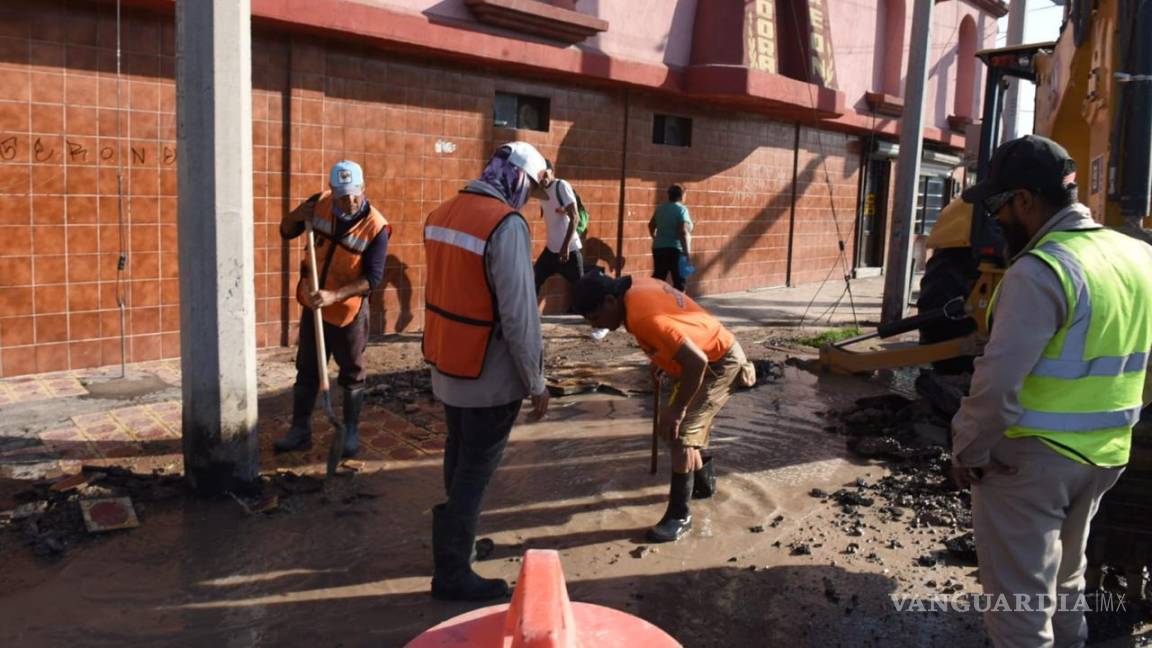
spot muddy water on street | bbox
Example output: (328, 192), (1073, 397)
(0, 365), (984, 647)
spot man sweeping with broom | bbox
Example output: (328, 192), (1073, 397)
(275, 161), (391, 461)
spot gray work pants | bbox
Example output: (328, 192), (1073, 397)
(972, 436), (1123, 648)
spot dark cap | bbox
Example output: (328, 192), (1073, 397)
(572, 272), (629, 316)
(961, 135), (1077, 205)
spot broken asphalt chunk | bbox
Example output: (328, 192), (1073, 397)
(630, 546), (656, 559)
(474, 538), (495, 561)
(789, 543), (811, 556)
(832, 489), (875, 507)
(944, 532), (978, 565)
(50, 473), (92, 493)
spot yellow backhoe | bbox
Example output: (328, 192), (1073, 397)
(819, 0), (1151, 375)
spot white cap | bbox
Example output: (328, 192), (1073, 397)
(501, 142), (547, 185)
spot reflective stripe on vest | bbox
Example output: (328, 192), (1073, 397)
(998, 228), (1152, 466)
(424, 225), (487, 256)
(1026, 240), (1148, 395)
(295, 191), (390, 327)
(422, 192), (519, 379)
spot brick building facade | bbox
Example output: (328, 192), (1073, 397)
(0, 0), (1004, 377)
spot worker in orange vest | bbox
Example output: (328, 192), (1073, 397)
(572, 273), (754, 543)
(275, 160), (391, 458)
(423, 142), (551, 601)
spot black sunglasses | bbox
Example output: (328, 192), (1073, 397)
(984, 190), (1019, 214)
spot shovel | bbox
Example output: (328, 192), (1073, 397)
(304, 220), (347, 479)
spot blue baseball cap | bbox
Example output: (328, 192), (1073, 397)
(329, 160), (365, 197)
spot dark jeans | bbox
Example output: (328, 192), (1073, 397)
(432, 400), (521, 580)
(294, 304), (368, 392)
(534, 248), (584, 295)
(652, 247), (685, 291)
(441, 401), (522, 524)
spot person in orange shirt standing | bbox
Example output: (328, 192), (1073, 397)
(571, 273), (754, 542)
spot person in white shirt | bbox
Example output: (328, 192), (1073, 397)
(533, 161), (611, 340)
(533, 160), (584, 294)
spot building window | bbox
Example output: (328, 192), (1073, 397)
(494, 92), (551, 132)
(914, 175), (948, 234)
(652, 114), (692, 147)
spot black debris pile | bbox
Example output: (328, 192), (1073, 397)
(365, 368), (434, 410)
(823, 372), (977, 565)
(1, 465), (185, 559)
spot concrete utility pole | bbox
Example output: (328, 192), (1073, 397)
(176, 0), (260, 493)
(1000, 0), (1028, 141)
(880, 0), (934, 324)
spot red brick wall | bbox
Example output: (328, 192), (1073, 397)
(789, 127), (862, 286)
(0, 2), (179, 376)
(618, 96), (801, 295)
(0, 2), (864, 377)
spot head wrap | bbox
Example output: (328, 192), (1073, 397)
(472, 147), (532, 209)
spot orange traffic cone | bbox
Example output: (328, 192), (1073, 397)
(406, 549), (681, 647)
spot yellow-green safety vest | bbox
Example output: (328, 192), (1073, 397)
(988, 228), (1152, 467)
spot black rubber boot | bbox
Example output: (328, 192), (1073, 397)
(646, 471), (694, 543)
(274, 383), (315, 453)
(693, 455), (716, 499)
(342, 387), (365, 458)
(431, 505), (509, 602)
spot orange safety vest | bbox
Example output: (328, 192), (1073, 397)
(295, 190), (391, 327)
(423, 191), (522, 379)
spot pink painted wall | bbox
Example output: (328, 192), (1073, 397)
(828, 0), (999, 131)
(358, 0), (698, 68)
(350, 0), (998, 131)
(580, 0), (698, 68)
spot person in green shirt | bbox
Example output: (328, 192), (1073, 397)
(648, 184), (693, 291)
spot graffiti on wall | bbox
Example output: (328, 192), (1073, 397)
(0, 136), (177, 166)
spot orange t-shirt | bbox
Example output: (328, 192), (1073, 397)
(624, 277), (734, 377)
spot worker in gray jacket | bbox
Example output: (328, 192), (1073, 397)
(951, 135), (1152, 647)
(421, 142), (550, 601)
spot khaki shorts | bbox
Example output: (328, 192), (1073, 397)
(666, 341), (749, 449)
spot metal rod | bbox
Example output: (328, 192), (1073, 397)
(115, 0), (128, 378)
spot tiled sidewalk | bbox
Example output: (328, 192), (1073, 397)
(0, 356), (447, 480)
